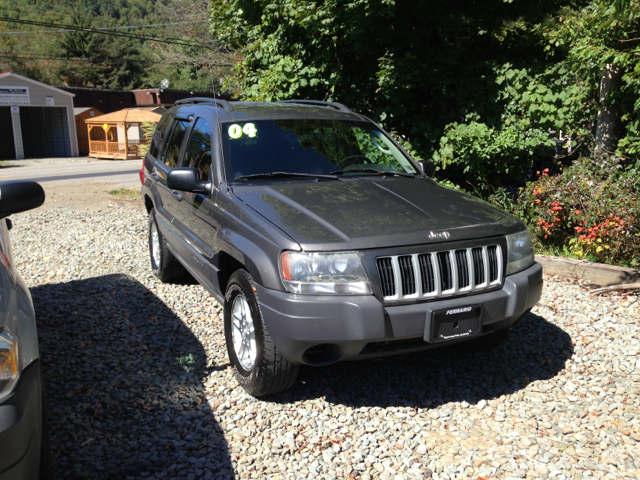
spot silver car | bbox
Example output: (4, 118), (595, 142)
(0, 181), (52, 480)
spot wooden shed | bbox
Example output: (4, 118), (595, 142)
(74, 107), (103, 155)
(85, 108), (162, 160)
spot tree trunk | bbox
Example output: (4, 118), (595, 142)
(595, 64), (622, 155)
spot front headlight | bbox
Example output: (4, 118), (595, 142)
(0, 327), (20, 401)
(280, 251), (373, 295)
(506, 230), (535, 275)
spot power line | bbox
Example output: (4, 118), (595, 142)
(0, 53), (234, 67)
(0, 20), (206, 35)
(0, 17), (201, 47)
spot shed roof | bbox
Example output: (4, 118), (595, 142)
(0, 72), (75, 96)
(85, 108), (162, 124)
(74, 107), (96, 115)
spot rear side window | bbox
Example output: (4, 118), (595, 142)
(162, 119), (189, 168)
(149, 114), (173, 159)
(182, 118), (212, 182)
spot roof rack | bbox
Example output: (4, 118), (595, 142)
(277, 99), (352, 113)
(173, 97), (234, 113)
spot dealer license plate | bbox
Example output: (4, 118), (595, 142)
(424, 304), (482, 343)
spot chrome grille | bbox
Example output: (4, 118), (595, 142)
(378, 257), (395, 297)
(375, 245), (502, 301)
(398, 256), (416, 296)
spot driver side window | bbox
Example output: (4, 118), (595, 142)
(183, 118), (212, 182)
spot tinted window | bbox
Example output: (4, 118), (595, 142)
(183, 119), (212, 182)
(150, 114), (173, 158)
(221, 119), (416, 182)
(162, 119), (189, 168)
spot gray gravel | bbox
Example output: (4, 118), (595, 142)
(10, 206), (640, 480)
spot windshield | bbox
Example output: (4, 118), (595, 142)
(222, 119), (417, 182)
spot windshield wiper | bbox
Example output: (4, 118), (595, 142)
(329, 168), (415, 178)
(234, 172), (339, 181)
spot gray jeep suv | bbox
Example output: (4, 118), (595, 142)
(142, 99), (543, 396)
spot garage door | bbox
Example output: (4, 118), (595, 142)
(19, 107), (72, 158)
(0, 107), (15, 160)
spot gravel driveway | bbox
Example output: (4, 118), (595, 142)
(11, 206), (640, 480)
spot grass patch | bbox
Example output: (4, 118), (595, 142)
(108, 187), (140, 200)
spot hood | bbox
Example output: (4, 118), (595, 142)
(232, 177), (523, 251)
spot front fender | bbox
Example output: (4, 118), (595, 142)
(216, 230), (284, 291)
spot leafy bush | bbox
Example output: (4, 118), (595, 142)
(137, 121), (157, 158)
(489, 157), (640, 266)
(432, 63), (593, 191)
(433, 114), (550, 189)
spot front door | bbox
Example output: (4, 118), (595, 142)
(174, 118), (218, 283)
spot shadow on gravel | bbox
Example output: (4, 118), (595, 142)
(32, 274), (233, 480)
(285, 312), (573, 409)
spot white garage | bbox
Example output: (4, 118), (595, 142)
(0, 73), (78, 159)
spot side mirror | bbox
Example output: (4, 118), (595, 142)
(418, 161), (436, 178)
(166, 168), (211, 194)
(0, 181), (45, 219)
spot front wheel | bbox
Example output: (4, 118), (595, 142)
(224, 270), (299, 396)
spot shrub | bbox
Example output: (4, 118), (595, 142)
(492, 156), (640, 266)
(137, 121), (157, 158)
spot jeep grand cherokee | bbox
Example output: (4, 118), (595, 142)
(142, 99), (542, 396)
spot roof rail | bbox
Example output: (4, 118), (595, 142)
(173, 97), (234, 113)
(277, 99), (352, 113)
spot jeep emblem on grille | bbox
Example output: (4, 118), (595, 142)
(428, 231), (451, 240)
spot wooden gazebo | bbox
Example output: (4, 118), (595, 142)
(85, 108), (162, 159)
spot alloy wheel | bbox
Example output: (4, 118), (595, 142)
(231, 294), (257, 370)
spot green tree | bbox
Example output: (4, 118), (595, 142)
(209, 0), (573, 187)
(540, 0), (640, 160)
(57, 6), (146, 88)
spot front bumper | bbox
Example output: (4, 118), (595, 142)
(0, 360), (43, 480)
(258, 262), (543, 365)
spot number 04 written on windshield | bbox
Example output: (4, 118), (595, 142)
(228, 123), (258, 139)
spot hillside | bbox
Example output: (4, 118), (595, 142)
(0, 0), (224, 91)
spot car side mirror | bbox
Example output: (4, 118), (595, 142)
(166, 168), (211, 194)
(418, 161), (436, 178)
(0, 181), (45, 219)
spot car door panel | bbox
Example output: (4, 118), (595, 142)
(172, 117), (220, 285)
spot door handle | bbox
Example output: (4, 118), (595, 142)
(171, 190), (184, 201)
(151, 172), (160, 180)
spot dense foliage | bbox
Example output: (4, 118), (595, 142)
(0, 0), (227, 90)
(210, 0), (566, 139)
(210, 0), (640, 185)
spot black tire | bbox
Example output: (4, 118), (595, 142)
(453, 327), (510, 353)
(39, 384), (54, 480)
(148, 208), (185, 282)
(224, 270), (299, 396)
